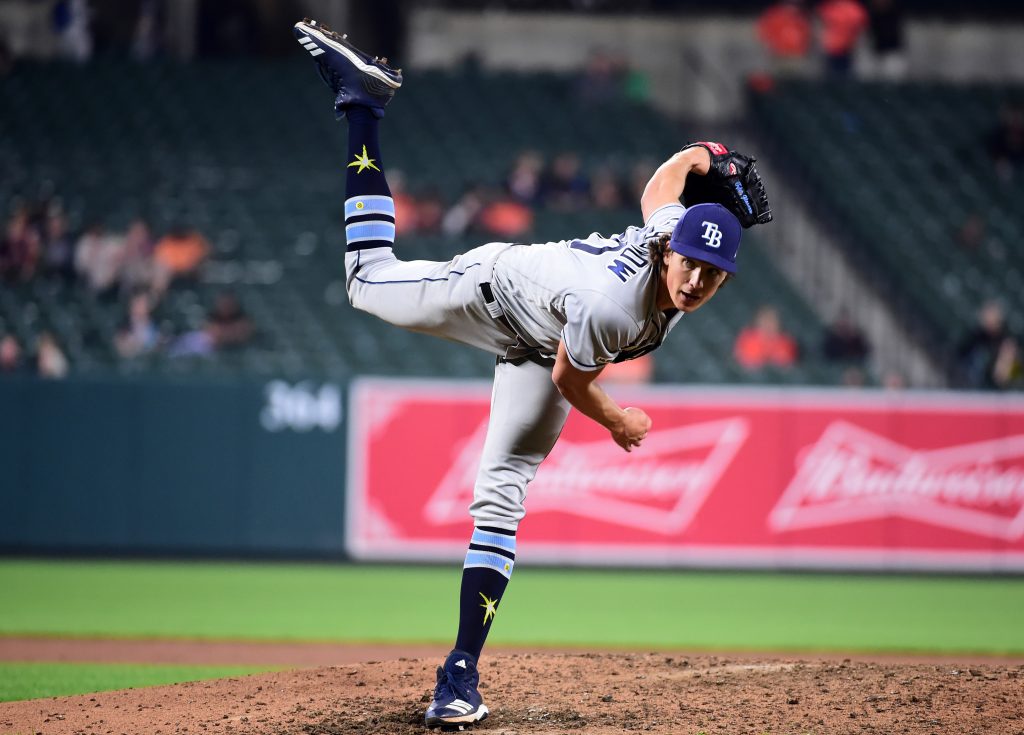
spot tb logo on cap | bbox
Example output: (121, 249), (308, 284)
(701, 221), (723, 248)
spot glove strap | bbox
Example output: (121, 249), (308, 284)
(681, 141), (730, 156)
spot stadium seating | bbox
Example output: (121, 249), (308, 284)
(1, 60), (834, 384)
(752, 80), (1024, 368)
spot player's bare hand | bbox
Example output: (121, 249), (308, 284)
(612, 407), (652, 452)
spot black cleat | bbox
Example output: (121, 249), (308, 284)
(293, 18), (402, 119)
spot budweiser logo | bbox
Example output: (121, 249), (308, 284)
(424, 417), (749, 534)
(770, 421), (1024, 540)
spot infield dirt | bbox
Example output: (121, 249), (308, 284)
(2, 642), (1023, 735)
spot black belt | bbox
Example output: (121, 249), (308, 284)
(479, 282), (516, 336)
(479, 282), (556, 369)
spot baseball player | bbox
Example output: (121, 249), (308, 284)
(293, 19), (772, 730)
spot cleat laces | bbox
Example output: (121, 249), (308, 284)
(432, 662), (477, 707)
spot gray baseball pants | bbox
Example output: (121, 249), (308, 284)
(346, 245), (572, 531)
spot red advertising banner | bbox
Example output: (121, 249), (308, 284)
(346, 379), (1024, 571)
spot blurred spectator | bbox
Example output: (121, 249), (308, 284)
(204, 290), (254, 350)
(119, 218), (167, 297)
(627, 160), (657, 203)
(0, 334), (27, 376)
(478, 197), (534, 239)
(590, 165), (625, 209)
(543, 152), (590, 211)
(416, 189), (446, 235)
(757, 0), (812, 77)
(0, 209), (42, 282)
(153, 225), (210, 283)
(957, 300), (1011, 389)
(52, 0), (93, 63)
(993, 337), (1023, 390)
(576, 49), (626, 105)
(387, 170), (421, 236)
(987, 105), (1024, 181)
(131, 0), (162, 61)
(169, 291), (253, 358)
(35, 331), (69, 379)
(734, 305), (799, 370)
(816, 0), (868, 78)
(443, 185), (488, 237)
(822, 309), (870, 362)
(40, 211), (76, 282)
(866, 0), (906, 80)
(598, 354), (654, 384)
(74, 222), (124, 296)
(505, 151), (545, 207)
(388, 178), (445, 236)
(115, 292), (160, 359)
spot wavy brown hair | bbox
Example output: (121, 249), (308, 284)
(646, 234), (672, 265)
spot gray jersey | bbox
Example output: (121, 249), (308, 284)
(490, 203), (685, 371)
(344, 204), (690, 532)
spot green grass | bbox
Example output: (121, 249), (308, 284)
(2, 559), (1023, 655)
(0, 662), (270, 702)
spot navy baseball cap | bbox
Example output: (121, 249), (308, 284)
(668, 203), (742, 274)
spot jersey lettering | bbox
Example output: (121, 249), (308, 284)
(606, 244), (649, 283)
(701, 221), (723, 248)
(607, 258), (636, 282)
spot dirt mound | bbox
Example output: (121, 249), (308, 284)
(2, 653), (1022, 735)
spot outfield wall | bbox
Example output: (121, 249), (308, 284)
(348, 379), (1024, 573)
(0, 375), (346, 556)
(2, 376), (1023, 571)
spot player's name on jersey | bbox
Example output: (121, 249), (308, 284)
(606, 243), (649, 283)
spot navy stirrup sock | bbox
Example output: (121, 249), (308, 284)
(454, 526), (516, 660)
(344, 106), (394, 251)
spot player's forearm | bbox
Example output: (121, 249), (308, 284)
(552, 343), (625, 432)
(555, 377), (626, 432)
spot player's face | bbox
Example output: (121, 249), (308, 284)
(660, 252), (728, 313)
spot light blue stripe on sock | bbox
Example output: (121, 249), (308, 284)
(463, 550), (514, 579)
(345, 195), (395, 219)
(471, 529), (517, 554)
(345, 221), (396, 243)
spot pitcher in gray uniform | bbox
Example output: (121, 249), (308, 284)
(346, 200), (740, 528)
(292, 18), (765, 730)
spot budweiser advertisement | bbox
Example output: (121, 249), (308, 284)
(346, 379), (1024, 571)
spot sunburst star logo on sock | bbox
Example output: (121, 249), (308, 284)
(347, 144), (380, 173)
(479, 593), (498, 625)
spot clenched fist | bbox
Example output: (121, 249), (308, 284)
(612, 407), (652, 452)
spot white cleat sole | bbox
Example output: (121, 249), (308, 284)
(426, 704), (489, 730)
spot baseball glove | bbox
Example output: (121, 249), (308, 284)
(681, 141), (773, 228)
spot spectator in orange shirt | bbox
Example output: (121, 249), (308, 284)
(758, 0), (812, 77)
(816, 0), (868, 77)
(478, 198), (533, 239)
(734, 305), (799, 370)
(153, 225), (209, 282)
(386, 170), (420, 236)
(598, 353), (654, 385)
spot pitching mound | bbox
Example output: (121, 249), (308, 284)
(2, 653), (1022, 735)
